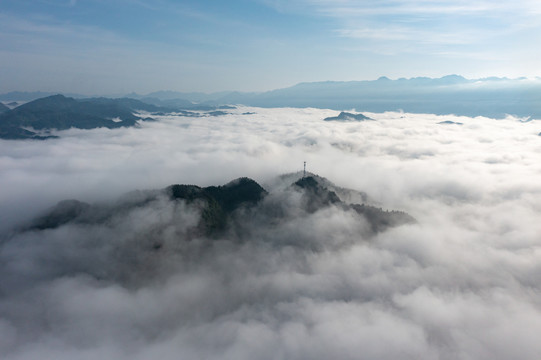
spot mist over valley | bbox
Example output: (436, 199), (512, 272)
(1, 105), (540, 359)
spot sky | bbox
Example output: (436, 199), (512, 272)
(1, 0), (541, 94)
(1, 107), (541, 359)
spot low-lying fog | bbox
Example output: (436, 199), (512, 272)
(1, 107), (540, 359)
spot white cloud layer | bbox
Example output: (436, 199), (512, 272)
(1, 107), (541, 359)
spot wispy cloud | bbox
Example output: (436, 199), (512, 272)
(294, 0), (541, 18)
(263, 0), (541, 56)
(335, 26), (480, 45)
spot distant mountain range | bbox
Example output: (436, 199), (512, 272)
(0, 94), (231, 140)
(0, 95), (162, 140)
(117, 75), (541, 119)
(2, 75), (541, 139)
(230, 75), (541, 119)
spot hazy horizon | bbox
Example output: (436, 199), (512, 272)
(3, 74), (541, 99)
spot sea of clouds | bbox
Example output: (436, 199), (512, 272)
(1, 107), (540, 360)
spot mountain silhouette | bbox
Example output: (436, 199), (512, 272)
(0, 95), (160, 139)
(324, 112), (373, 121)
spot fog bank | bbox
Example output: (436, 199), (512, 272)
(1, 107), (540, 359)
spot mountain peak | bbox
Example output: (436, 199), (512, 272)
(28, 174), (414, 238)
(324, 112), (372, 122)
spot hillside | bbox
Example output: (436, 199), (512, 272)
(0, 95), (159, 139)
(0, 102), (9, 113)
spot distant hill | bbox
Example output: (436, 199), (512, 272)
(141, 90), (237, 103)
(438, 120), (463, 125)
(324, 112), (372, 121)
(0, 91), (87, 102)
(139, 97), (194, 108)
(0, 94), (238, 140)
(0, 95), (160, 140)
(127, 93), (237, 111)
(0, 102), (9, 113)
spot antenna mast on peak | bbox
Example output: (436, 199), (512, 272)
(303, 161), (306, 179)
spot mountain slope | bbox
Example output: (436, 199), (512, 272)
(292, 176), (414, 232)
(168, 177), (268, 234)
(0, 103), (9, 113)
(0, 95), (159, 139)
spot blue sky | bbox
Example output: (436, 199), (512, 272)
(1, 0), (540, 94)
